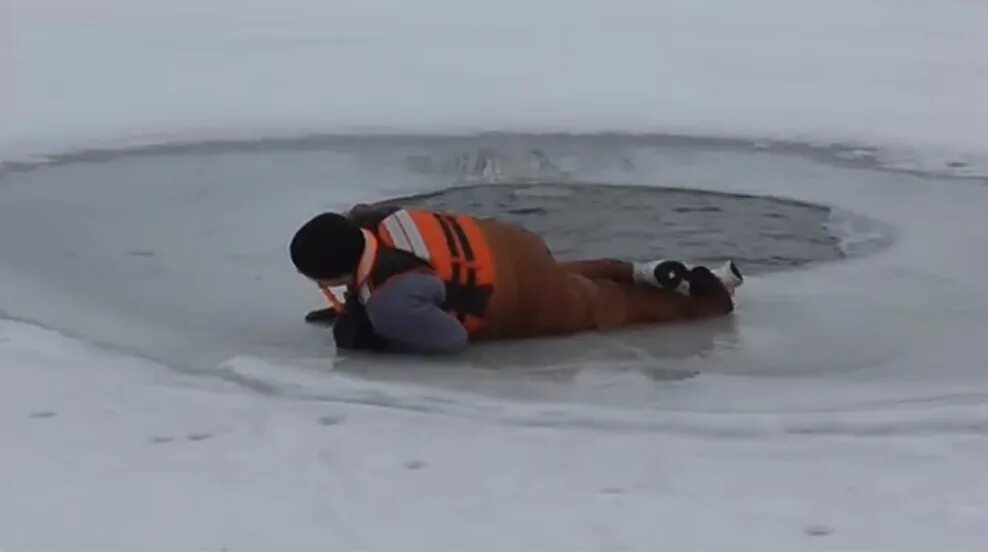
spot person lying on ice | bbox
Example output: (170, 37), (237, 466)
(289, 203), (743, 354)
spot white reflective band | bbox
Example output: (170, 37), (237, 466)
(394, 210), (432, 261)
(382, 215), (412, 253)
(382, 210), (431, 262)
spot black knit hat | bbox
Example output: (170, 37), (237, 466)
(289, 212), (366, 280)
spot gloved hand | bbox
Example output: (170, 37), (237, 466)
(331, 291), (385, 351)
(304, 307), (339, 325)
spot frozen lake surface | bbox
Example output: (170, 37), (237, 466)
(6, 133), (983, 414)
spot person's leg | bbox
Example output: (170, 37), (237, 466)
(559, 259), (633, 282)
(528, 264), (735, 337)
(476, 217), (739, 339)
(561, 258), (742, 295)
(582, 265), (735, 330)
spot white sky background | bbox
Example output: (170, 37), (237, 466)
(5, 0), (988, 163)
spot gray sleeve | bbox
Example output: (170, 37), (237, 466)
(365, 272), (468, 354)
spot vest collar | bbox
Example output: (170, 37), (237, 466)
(354, 228), (379, 303)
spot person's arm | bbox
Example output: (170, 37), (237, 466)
(364, 272), (468, 354)
(305, 306), (338, 325)
(332, 289), (386, 351)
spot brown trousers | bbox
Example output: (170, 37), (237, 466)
(473, 218), (734, 340)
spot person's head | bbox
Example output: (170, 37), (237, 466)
(289, 212), (366, 287)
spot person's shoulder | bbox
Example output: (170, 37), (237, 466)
(346, 203), (401, 229)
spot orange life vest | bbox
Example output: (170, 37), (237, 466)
(352, 209), (497, 335)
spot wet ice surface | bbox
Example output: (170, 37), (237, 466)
(1, 134), (985, 414)
(387, 182), (842, 273)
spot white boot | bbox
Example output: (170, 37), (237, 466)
(710, 260), (743, 294)
(634, 259), (743, 295)
(632, 260), (691, 295)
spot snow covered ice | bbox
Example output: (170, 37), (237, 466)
(3, 0), (988, 549)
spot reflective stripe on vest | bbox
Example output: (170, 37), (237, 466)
(355, 209), (496, 334)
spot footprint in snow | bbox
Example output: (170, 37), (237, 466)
(150, 433), (213, 443)
(318, 414), (346, 426)
(804, 524), (834, 537)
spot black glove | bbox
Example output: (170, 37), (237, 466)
(304, 307), (339, 325)
(331, 291), (386, 351)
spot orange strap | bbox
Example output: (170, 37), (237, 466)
(353, 229), (380, 303)
(352, 210), (496, 335)
(318, 229), (379, 311)
(319, 285), (345, 313)
(401, 210), (495, 334)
